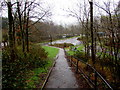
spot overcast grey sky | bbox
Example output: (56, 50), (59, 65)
(1, 0), (119, 25)
(42, 0), (119, 25)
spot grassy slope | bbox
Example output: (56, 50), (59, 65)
(67, 44), (84, 55)
(26, 46), (59, 88)
(77, 44), (84, 51)
(42, 46), (59, 58)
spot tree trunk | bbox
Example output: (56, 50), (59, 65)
(7, 1), (15, 61)
(89, 1), (95, 65)
(7, 2), (13, 48)
(26, 8), (30, 52)
(17, 2), (25, 52)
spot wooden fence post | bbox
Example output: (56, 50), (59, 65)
(70, 56), (72, 66)
(76, 59), (79, 73)
(94, 71), (97, 90)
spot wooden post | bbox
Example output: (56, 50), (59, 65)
(94, 71), (97, 90)
(70, 56), (72, 67)
(76, 59), (79, 73)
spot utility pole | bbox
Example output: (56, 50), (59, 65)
(89, 0), (95, 65)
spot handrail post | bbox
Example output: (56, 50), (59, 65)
(68, 56), (70, 62)
(94, 71), (97, 90)
(70, 56), (72, 66)
(64, 49), (66, 55)
(76, 59), (79, 73)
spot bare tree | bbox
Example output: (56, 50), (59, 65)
(5, 0), (52, 52)
(66, 0), (92, 59)
(95, 0), (120, 83)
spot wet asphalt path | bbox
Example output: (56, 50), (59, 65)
(45, 48), (78, 88)
(51, 37), (82, 45)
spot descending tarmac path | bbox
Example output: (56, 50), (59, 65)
(45, 48), (79, 88)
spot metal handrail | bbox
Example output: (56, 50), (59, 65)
(95, 70), (113, 90)
(76, 57), (113, 90)
(64, 49), (113, 90)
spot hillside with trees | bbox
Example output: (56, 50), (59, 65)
(1, 0), (120, 89)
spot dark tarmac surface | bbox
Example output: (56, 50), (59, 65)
(45, 48), (78, 88)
